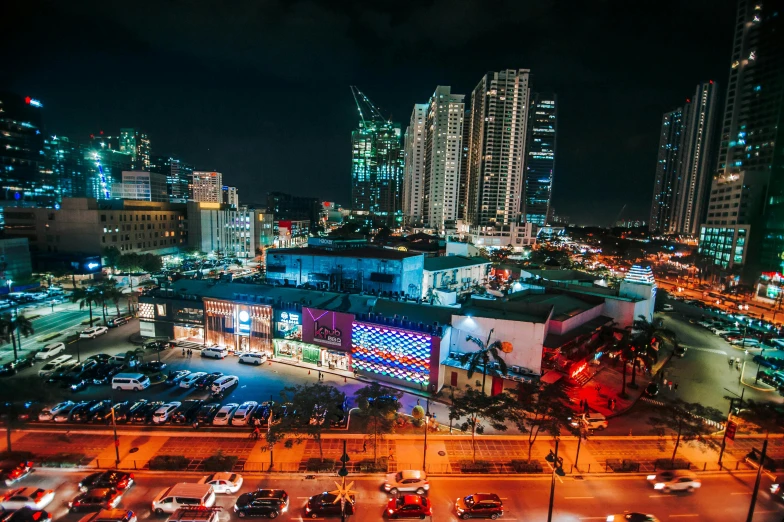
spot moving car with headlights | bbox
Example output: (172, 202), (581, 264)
(38, 401), (74, 422)
(80, 327), (108, 339)
(383, 470), (429, 495)
(238, 353), (267, 366)
(304, 492), (354, 519)
(1, 461), (34, 486)
(570, 412), (608, 431)
(151, 483), (215, 515)
(0, 488), (55, 510)
(454, 493), (503, 519)
(35, 343), (66, 360)
(605, 514), (660, 522)
(212, 404), (239, 426)
(78, 508), (137, 522)
(199, 473), (243, 494)
(645, 470), (700, 492)
(78, 471), (134, 493)
(0, 507), (52, 522)
(233, 489), (289, 518)
(385, 495), (432, 519)
(68, 489), (123, 512)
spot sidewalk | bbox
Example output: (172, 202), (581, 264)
(6, 428), (776, 475)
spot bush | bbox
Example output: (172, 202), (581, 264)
(39, 453), (85, 468)
(607, 459), (640, 472)
(511, 460), (543, 473)
(305, 458), (335, 472)
(148, 455), (189, 471)
(203, 452), (238, 472)
(0, 451), (35, 461)
(358, 457), (388, 472)
(411, 405), (425, 427)
(654, 458), (691, 470)
(459, 460), (491, 473)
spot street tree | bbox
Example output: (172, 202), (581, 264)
(630, 315), (675, 387)
(648, 398), (724, 466)
(448, 384), (509, 463)
(354, 383), (402, 465)
(99, 280), (124, 316)
(508, 381), (574, 461)
(71, 288), (100, 326)
(271, 383), (347, 462)
(0, 312), (34, 360)
(458, 329), (509, 394)
(102, 247), (121, 273)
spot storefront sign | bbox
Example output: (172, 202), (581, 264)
(238, 309), (251, 334)
(275, 310), (302, 339)
(303, 308), (354, 350)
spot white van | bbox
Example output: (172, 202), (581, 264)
(112, 373), (151, 391)
(151, 483), (215, 515)
(36, 342), (66, 360)
(201, 346), (228, 359)
(38, 354), (74, 377)
(238, 353), (267, 365)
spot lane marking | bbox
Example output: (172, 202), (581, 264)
(669, 515), (699, 518)
(564, 496), (594, 499)
(730, 492), (751, 495)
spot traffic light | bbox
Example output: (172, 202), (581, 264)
(554, 456), (565, 476)
(545, 450), (555, 463)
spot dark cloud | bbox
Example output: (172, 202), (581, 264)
(2, 0), (737, 223)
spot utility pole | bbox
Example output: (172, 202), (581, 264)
(111, 403), (120, 468)
(546, 439), (564, 522)
(422, 398), (430, 472)
(719, 387), (744, 467)
(747, 437), (768, 522)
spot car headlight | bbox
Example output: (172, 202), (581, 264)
(383, 484), (391, 490)
(607, 517), (614, 522)
(388, 509), (394, 514)
(654, 483), (665, 489)
(646, 475), (656, 480)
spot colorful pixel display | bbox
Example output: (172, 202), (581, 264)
(351, 322), (431, 385)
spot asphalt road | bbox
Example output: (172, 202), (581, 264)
(0, 303), (91, 361)
(16, 467), (784, 521)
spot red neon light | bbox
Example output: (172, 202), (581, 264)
(24, 96), (32, 104)
(570, 362), (588, 379)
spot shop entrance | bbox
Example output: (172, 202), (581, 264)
(323, 350), (350, 371)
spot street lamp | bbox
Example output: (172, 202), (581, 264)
(422, 399), (432, 472)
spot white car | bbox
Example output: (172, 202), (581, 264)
(80, 326), (108, 339)
(53, 402), (80, 422)
(383, 470), (429, 495)
(238, 353), (267, 365)
(38, 401), (75, 421)
(35, 342), (66, 360)
(200, 472), (243, 494)
(646, 470), (701, 492)
(730, 337), (761, 347)
(179, 372), (207, 389)
(152, 402), (182, 424)
(231, 401), (258, 426)
(662, 304), (674, 312)
(212, 403), (239, 426)
(210, 375), (239, 394)
(0, 487), (56, 510)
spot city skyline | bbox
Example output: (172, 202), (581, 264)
(2, 0), (738, 225)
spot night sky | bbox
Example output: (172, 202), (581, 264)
(2, 0), (737, 225)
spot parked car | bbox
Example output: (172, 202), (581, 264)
(454, 493), (504, 520)
(195, 372), (224, 390)
(53, 401), (82, 422)
(35, 343), (66, 360)
(385, 495), (432, 519)
(212, 403), (239, 426)
(0, 507), (52, 522)
(0, 358), (35, 376)
(130, 401), (163, 424)
(1, 461), (34, 486)
(114, 400), (148, 423)
(152, 402), (182, 424)
(61, 376), (90, 393)
(179, 372), (207, 389)
(383, 470), (429, 495)
(201, 346), (229, 359)
(200, 473), (243, 494)
(165, 370), (191, 386)
(0, 487), (55, 510)
(80, 327), (108, 339)
(231, 401), (258, 426)
(68, 489), (123, 512)
(72, 401), (112, 423)
(211, 376), (239, 394)
(238, 353), (267, 366)
(38, 401), (75, 422)
(91, 402), (128, 424)
(304, 492), (354, 518)
(606, 515), (660, 522)
(731, 337), (762, 348)
(233, 489), (289, 518)
(170, 400), (203, 424)
(196, 403), (221, 424)
(137, 362), (167, 373)
(78, 471), (134, 492)
(107, 316), (133, 328)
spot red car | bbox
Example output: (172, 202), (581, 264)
(1, 462), (33, 486)
(386, 495), (432, 519)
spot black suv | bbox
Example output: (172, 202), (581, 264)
(78, 470), (134, 492)
(195, 372), (224, 390)
(170, 400), (203, 424)
(234, 490), (289, 518)
(305, 492), (354, 518)
(195, 403), (220, 424)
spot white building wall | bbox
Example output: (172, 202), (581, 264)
(403, 104), (427, 225)
(546, 303), (604, 336)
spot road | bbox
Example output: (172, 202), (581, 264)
(17, 467), (784, 521)
(0, 302), (91, 361)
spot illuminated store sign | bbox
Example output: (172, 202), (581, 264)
(351, 322), (431, 385)
(303, 308), (353, 350)
(238, 309), (251, 334)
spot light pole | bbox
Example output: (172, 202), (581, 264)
(546, 439), (565, 522)
(111, 401), (120, 468)
(295, 259), (302, 287)
(718, 387), (744, 467)
(422, 398), (431, 472)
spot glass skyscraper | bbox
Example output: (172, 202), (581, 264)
(649, 108), (685, 233)
(524, 93), (557, 226)
(351, 120), (403, 224)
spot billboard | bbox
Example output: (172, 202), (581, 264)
(302, 307), (354, 351)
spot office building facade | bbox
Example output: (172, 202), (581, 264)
(402, 104), (427, 226)
(351, 119), (404, 224)
(187, 202), (269, 259)
(150, 155), (193, 203)
(422, 86), (465, 232)
(111, 171), (168, 202)
(266, 191), (320, 225)
(465, 70), (531, 230)
(191, 171), (223, 203)
(524, 93), (557, 226)
(222, 186), (239, 208)
(119, 128), (151, 171)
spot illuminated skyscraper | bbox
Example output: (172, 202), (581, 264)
(191, 171), (223, 203)
(649, 108), (686, 233)
(150, 155), (193, 202)
(350, 87), (403, 224)
(465, 69), (531, 229)
(524, 93), (557, 226)
(402, 104), (427, 226)
(120, 128), (151, 171)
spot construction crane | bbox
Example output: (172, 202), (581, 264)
(350, 86), (389, 127)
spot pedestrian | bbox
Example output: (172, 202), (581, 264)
(253, 426), (260, 440)
(362, 440), (367, 452)
(668, 381), (673, 391)
(182, 347), (186, 357)
(674, 382), (679, 391)
(417, 398), (421, 406)
(192, 420), (199, 429)
(189, 349), (193, 358)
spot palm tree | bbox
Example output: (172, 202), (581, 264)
(71, 288), (100, 326)
(0, 312), (34, 360)
(630, 315), (675, 387)
(458, 328), (508, 395)
(615, 337), (634, 399)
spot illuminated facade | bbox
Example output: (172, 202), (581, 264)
(150, 155), (193, 203)
(402, 104), (427, 226)
(649, 108), (685, 233)
(111, 171), (168, 202)
(119, 128), (151, 171)
(524, 93), (557, 226)
(191, 171), (223, 203)
(187, 202), (268, 258)
(204, 298), (273, 353)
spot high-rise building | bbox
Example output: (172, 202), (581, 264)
(45, 136), (88, 200)
(672, 82), (720, 235)
(110, 171), (168, 202)
(266, 191), (320, 224)
(119, 128), (151, 171)
(350, 88), (403, 225)
(458, 109), (471, 221)
(699, 0), (784, 279)
(465, 70), (531, 230)
(402, 104), (427, 226)
(0, 92), (56, 227)
(187, 202), (267, 259)
(191, 171), (223, 203)
(649, 108), (686, 233)
(149, 155), (193, 203)
(524, 93), (557, 226)
(421, 86), (465, 231)
(222, 186), (239, 208)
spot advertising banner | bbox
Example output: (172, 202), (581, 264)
(302, 307), (354, 351)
